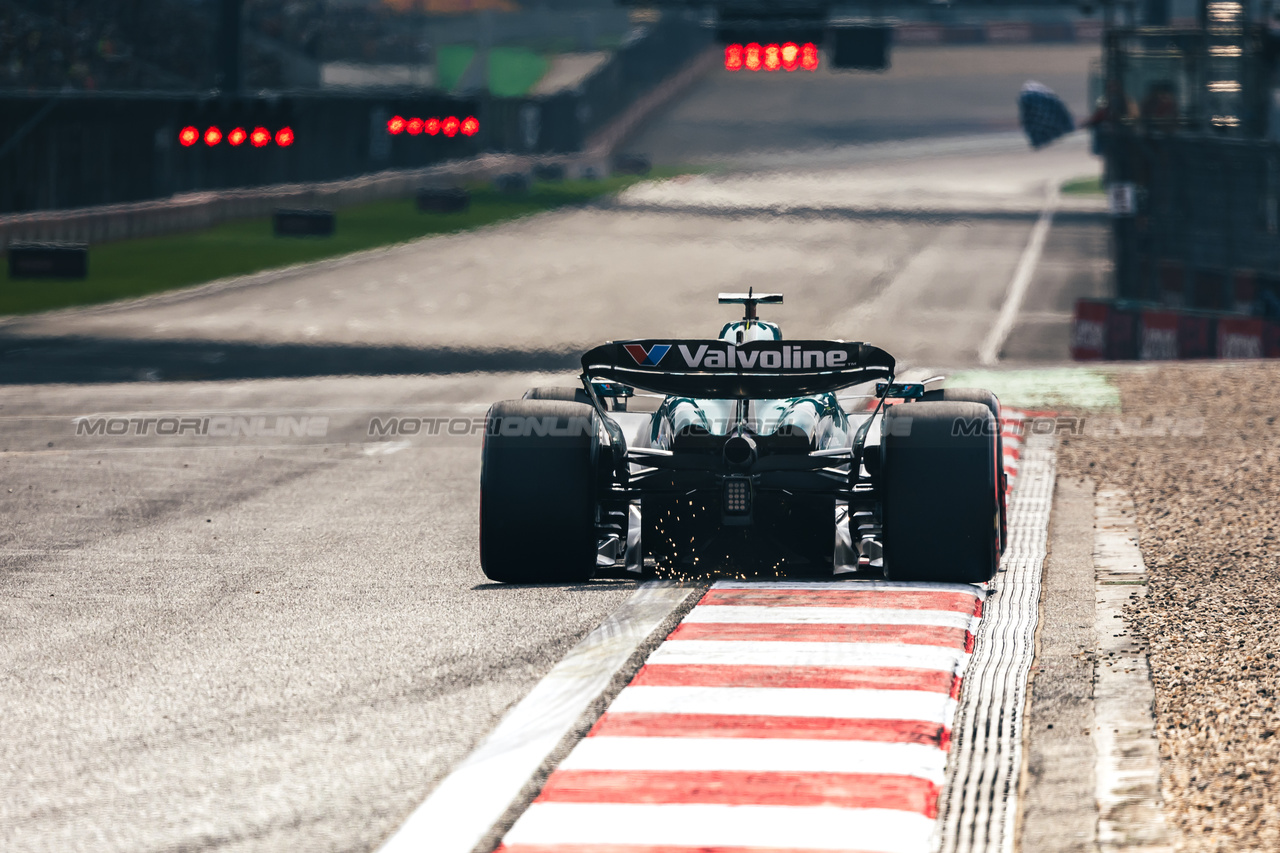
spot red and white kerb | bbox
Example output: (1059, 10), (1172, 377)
(494, 411), (1026, 853)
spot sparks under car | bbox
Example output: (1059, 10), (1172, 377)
(479, 292), (1007, 584)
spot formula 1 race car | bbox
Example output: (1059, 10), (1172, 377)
(480, 292), (1006, 584)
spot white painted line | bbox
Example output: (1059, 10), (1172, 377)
(559, 736), (948, 781)
(610, 685), (957, 724)
(1094, 489), (1174, 853)
(376, 581), (695, 853)
(648, 639), (969, 672)
(978, 186), (1060, 365)
(683, 605), (973, 629)
(503, 802), (937, 852)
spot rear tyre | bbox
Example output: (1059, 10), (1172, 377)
(881, 401), (1000, 584)
(523, 386), (592, 406)
(922, 388), (1007, 553)
(480, 399), (600, 583)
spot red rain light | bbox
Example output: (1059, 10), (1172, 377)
(763, 44), (781, 72)
(204, 126), (222, 146)
(407, 117), (424, 135)
(744, 42), (762, 71)
(388, 115), (407, 135)
(801, 42), (820, 71)
(460, 116), (480, 136)
(781, 42), (800, 72)
(725, 43), (744, 71)
(228, 127), (247, 146)
(442, 116), (460, 137)
(250, 127), (271, 147)
(425, 117), (441, 135)
(179, 126), (199, 147)
(275, 127), (294, 147)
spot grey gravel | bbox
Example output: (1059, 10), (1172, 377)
(1057, 362), (1280, 852)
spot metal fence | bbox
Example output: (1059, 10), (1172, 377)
(1105, 128), (1280, 312)
(0, 15), (711, 216)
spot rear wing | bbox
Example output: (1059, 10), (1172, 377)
(580, 339), (895, 398)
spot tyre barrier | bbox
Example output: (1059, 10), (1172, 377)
(612, 153), (652, 176)
(415, 187), (470, 213)
(7, 242), (88, 279)
(531, 162), (567, 182)
(272, 209), (335, 237)
(493, 172), (532, 194)
(1072, 297), (1280, 360)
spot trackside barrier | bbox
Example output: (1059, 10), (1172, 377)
(1217, 316), (1268, 359)
(1070, 298), (1138, 360)
(1138, 309), (1181, 360)
(0, 15), (710, 218)
(1073, 298), (1280, 360)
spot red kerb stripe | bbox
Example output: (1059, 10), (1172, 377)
(588, 712), (949, 747)
(699, 589), (979, 611)
(670, 622), (968, 648)
(535, 769), (939, 816)
(631, 664), (958, 693)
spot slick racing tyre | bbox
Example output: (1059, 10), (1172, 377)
(922, 387), (1007, 553)
(523, 386), (592, 406)
(881, 401), (1000, 584)
(480, 399), (600, 583)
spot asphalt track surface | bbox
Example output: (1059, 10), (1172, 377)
(2, 43), (1101, 853)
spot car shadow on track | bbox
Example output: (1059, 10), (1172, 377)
(0, 335), (581, 384)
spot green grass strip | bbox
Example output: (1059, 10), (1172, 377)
(1061, 175), (1104, 196)
(0, 171), (687, 317)
(436, 44), (476, 92)
(947, 368), (1122, 411)
(487, 47), (551, 97)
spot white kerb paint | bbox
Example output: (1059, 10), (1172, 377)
(647, 639), (970, 672)
(682, 604), (974, 629)
(503, 802), (937, 852)
(609, 685), (957, 724)
(558, 735), (949, 781)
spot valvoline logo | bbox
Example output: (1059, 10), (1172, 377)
(624, 343), (671, 366)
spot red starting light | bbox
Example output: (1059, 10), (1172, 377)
(179, 126), (199, 147)
(425, 117), (441, 135)
(250, 127), (271, 147)
(781, 42), (800, 72)
(725, 44), (744, 71)
(763, 44), (782, 72)
(461, 116), (480, 136)
(744, 42), (762, 72)
(442, 116), (460, 137)
(407, 117), (424, 135)
(228, 127), (248, 146)
(388, 115), (407, 135)
(204, 126), (223, 146)
(801, 41), (820, 71)
(275, 127), (294, 147)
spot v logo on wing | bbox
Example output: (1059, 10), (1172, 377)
(624, 343), (671, 366)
